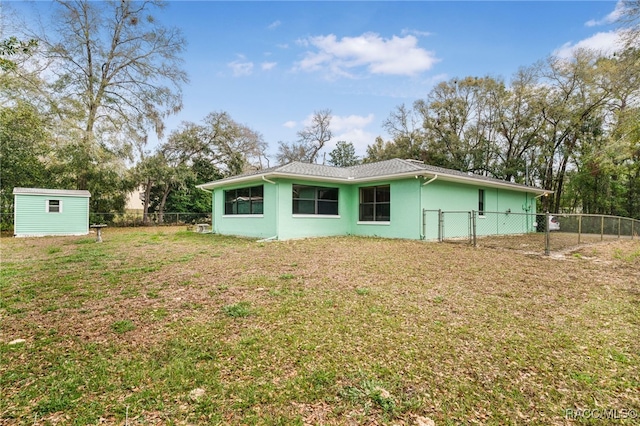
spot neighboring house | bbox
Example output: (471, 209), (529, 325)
(196, 159), (549, 241)
(13, 188), (91, 237)
(124, 186), (144, 213)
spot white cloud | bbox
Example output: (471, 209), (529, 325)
(330, 114), (375, 155)
(228, 60), (254, 76)
(294, 32), (439, 77)
(228, 55), (254, 76)
(585, 0), (625, 27)
(553, 31), (624, 59)
(287, 113), (375, 156)
(401, 28), (433, 37)
(329, 128), (376, 156)
(261, 61), (277, 71)
(268, 20), (281, 30)
(331, 113), (375, 133)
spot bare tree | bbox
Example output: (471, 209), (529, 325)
(37, 0), (188, 189)
(275, 140), (314, 164)
(617, 0), (640, 47)
(276, 109), (333, 164)
(297, 109), (332, 163)
(200, 111), (268, 175)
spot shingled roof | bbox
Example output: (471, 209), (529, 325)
(197, 159), (548, 194)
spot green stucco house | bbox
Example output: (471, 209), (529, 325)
(196, 159), (548, 241)
(13, 188), (91, 237)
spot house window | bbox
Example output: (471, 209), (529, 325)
(478, 189), (485, 216)
(359, 185), (390, 222)
(292, 184), (339, 215)
(47, 199), (62, 213)
(224, 185), (264, 215)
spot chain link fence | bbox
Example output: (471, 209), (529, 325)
(423, 209), (639, 255)
(93, 212), (212, 227)
(0, 212), (211, 232)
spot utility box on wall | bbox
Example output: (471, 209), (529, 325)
(13, 188), (91, 237)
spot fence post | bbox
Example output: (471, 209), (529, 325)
(578, 214), (582, 244)
(545, 212), (550, 256)
(422, 209), (426, 239)
(472, 210), (477, 247)
(618, 217), (621, 239)
(633, 220), (635, 240)
(438, 209), (443, 242)
(601, 215), (604, 241)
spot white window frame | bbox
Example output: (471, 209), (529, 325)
(224, 185), (264, 215)
(46, 199), (63, 213)
(358, 185), (391, 222)
(292, 184), (339, 216)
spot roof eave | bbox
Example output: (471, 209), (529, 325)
(12, 188), (92, 197)
(420, 172), (549, 194)
(196, 172), (349, 190)
(196, 170), (549, 195)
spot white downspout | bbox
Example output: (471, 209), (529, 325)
(260, 175), (277, 240)
(422, 174), (438, 186)
(420, 175), (438, 239)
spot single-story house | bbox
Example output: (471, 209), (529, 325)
(196, 159), (549, 241)
(13, 188), (91, 237)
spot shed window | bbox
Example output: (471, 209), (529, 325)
(292, 184), (338, 215)
(478, 189), (485, 216)
(359, 185), (390, 222)
(224, 185), (264, 215)
(47, 199), (62, 213)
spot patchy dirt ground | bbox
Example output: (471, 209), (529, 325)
(1, 227), (639, 425)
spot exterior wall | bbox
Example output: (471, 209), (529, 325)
(275, 179), (352, 240)
(350, 179), (422, 240)
(212, 182), (277, 239)
(209, 177), (538, 241)
(125, 186), (144, 212)
(14, 194), (90, 237)
(421, 179), (538, 240)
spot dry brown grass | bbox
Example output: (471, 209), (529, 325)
(1, 227), (639, 425)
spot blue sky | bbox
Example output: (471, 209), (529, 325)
(9, 1), (626, 162)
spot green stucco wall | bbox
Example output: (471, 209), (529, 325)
(350, 179), (422, 240)
(212, 182), (277, 239)
(421, 179), (538, 240)
(275, 179), (353, 240)
(14, 194), (90, 237)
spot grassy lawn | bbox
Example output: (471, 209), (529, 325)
(1, 227), (639, 425)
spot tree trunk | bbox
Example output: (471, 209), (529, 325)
(143, 179), (152, 224)
(158, 183), (170, 224)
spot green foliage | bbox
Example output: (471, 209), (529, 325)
(279, 273), (295, 280)
(328, 141), (360, 167)
(0, 102), (50, 228)
(150, 158), (221, 216)
(364, 50), (640, 218)
(0, 37), (38, 72)
(111, 320), (136, 334)
(222, 302), (253, 318)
